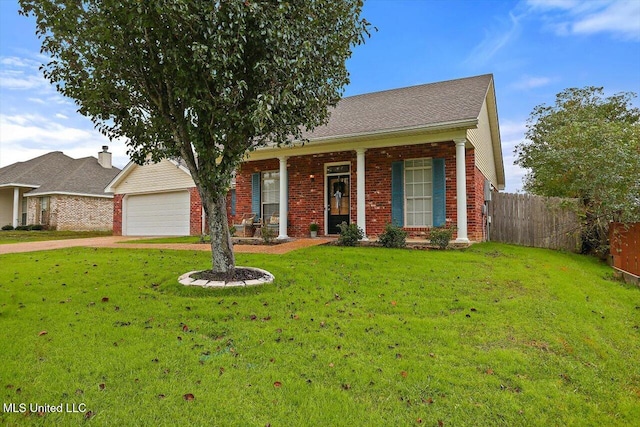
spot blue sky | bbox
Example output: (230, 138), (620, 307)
(1, 0), (639, 192)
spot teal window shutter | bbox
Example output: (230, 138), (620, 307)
(432, 158), (446, 226)
(391, 161), (404, 226)
(251, 173), (261, 220)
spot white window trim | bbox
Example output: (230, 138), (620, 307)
(404, 158), (433, 228)
(261, 170), (280, 220)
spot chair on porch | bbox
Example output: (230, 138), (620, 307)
(233, 213), (256, 237)
(265, 212), (279, 234)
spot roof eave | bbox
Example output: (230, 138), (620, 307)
(248, 118), (479, 159)
(305, 118), (479, 144)
(24, 191), (114, 199)
(104, 161), (136, 193)
(0, 183), (40, 189)
(484, 77), (506, 190)
(105, 159), (192, 193)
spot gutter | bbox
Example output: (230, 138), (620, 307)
(24, 191), (114, 199)
(0, 183), (40, 189)
(301, 118), (480, 144)
(247, 119), (479, 161)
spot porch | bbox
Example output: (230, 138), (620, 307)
(232, 137), (476, 242)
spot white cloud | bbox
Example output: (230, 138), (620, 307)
(0, 72), (47, 90)
(55, 113), (68, 119)
(498, 119), (529, 192)
(511, 75), (553, 90)
(466, 12), (523, 66)
(500, 120), (528, 140)
(0, 56), (41, 68)
(0, 113), (94, 147)
(573, 0), (640, 39)
(527, 0), (600, 13)
(0, 114), (130, 168)
(0, 55), (51, 92)
(526, 0), (640, 40)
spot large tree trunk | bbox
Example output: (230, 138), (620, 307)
(202, 190), (235, 276)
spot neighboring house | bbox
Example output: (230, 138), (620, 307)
(108, 74), (505, 241)
(0, 147), (121, 231)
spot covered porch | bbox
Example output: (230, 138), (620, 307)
(233, 130), (475, 243)
(0, 185), (32, 228)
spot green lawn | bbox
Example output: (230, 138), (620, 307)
(0, 230), (112, 244)
(0, 243), (638, 426)
(123, 236), (207, 244)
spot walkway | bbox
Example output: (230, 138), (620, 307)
(0, 236), (332, 255)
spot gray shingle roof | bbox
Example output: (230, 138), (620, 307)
(0, 151), (121, 197)
(303, 74), (493, 140)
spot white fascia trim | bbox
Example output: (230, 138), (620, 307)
(24, 191), (114, 199)
(104, 160), (136, 193)
(118, 188), (194, 197)
(168, 159), (192, 176)
(254, 119), (479, 151)
(105, 159), (193, 193)
(0, 183), (40, 189)
(250, 118), (478, 160)
(306, 119), (479, 145)
(248, 120), (479, 161)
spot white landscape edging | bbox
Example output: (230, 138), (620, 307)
(178, 267), (274, 288)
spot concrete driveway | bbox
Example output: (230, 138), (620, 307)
(0, 236), (331, 255)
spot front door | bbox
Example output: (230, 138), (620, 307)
(327, 175), (350, 234)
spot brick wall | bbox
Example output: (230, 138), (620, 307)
(189, 187), (203, 236)
(113, 194), (123, 235)
(470, 165), (487, 242)
(365, 143), (459, 238)
(232, 141), (490, 240)
(47, 195), (114, 231)
(26, 198), (38, 225)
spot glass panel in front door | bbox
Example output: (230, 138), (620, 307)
(327, 175), (349, 234)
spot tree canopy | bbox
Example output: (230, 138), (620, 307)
(515, 86), (640, 255)
(20, 0), (371, 275)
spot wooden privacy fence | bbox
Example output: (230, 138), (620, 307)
(488, 192), (581, 252)
(609, 222), (640, 284)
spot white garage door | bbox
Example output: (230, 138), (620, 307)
(125, 191), (190, 236)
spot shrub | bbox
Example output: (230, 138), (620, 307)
(29, 224), (45, 231)
(198, 234), (212, 244)
(309, 222), (319, 232)
(15, 225), (31, 231)
(429, 225), (456, 249)
(337, 222), (363, 246)
(1, 225), (14, 231)
(261, 226), (276, 244)
(378, 223), (407, 248)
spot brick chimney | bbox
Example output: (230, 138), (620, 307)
(98, 146), (112, 169)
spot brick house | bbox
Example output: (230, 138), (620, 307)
(0, 147), (121, 231)
(108, 74), (505, 241)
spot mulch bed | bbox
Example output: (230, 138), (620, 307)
(192, 268), (268, 282)
(231, 238), (287, 246)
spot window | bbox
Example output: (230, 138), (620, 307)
(261, 171), (279, 220)
(404, 159), (433, 227)
(21, 197), (27, 226)
(39, 196), (50, 224)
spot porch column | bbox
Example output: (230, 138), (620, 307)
(455, 139), (469, 243)
(356, 148), (368, 240)
(278, 156), (289, 240)
(12, 188), (19, 228)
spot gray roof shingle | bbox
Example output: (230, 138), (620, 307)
(303, 74), (493, 140)
(0, 151), (121, 197)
